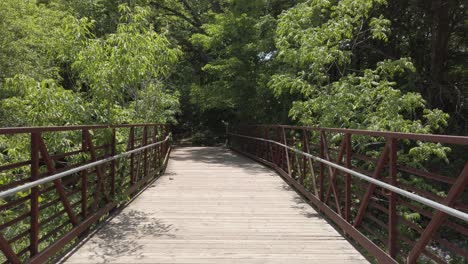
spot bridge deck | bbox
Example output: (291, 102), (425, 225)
(63, 147), (368, 264)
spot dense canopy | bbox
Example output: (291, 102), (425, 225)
(0, 0), (466, 140)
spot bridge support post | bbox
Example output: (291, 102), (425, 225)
(111, 128), (116, 196)
(129, 127), (135, 184)
(143, 126), (148, 180)
(319, 131), (325, 201)
(344, 133), (352, 222)
(388, 138), (398, 258)
(281, 127), (291, 177)
(154, 127), (159, 170)
(30, 132), (40, 256)
(81, 130), (88, 219)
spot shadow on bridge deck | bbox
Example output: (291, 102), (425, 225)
(61, 147), (368, 264)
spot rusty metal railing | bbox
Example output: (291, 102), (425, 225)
(0, 124), (171, 263)
(228, 125), (468, 264)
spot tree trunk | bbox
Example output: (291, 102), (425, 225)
(429, 0), (450, 108)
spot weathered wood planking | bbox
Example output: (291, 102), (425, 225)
(63, 147), (368, 264)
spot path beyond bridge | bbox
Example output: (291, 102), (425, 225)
(63, 147), (368, 263)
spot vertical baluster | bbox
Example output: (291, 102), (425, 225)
(275, 127), (281, 166)
(319, 131), (325, 201)
(153, 125), (158, 176)
(267, 128), (273, 162)
(281, 127), (291, 176)
(129, 127), (135, 184)
(262, 128), (267, 160)
(388, 138), (398, 257)
(110, 128), (116, 196)
(143, 126), (148, 179)
(30, 132), (40, 256)
(160, 125), (165, 162)
(159, 125), (164, 166)
(81, 130), (88, 218)
(300, 130), (307, 185)
(345, 133), (352, 222)
(157, 125), (162, 168)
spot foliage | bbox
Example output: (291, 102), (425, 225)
(0, 0), (466, 262)
(0, 75), (87, 127)
(73, 4), (181, 123)
(130, 82), (180, 123)
(188, 0), (293, 125)
(0, 0), (91, 83)
(286, 59), (448, 133)
(271, 0), (449, 136)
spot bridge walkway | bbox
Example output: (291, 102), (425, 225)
(63, 147), (368, 264)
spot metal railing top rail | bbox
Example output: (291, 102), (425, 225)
(0, 123), (167, 135)
(0, 134), (171, 199)
(228, 132), (468, 222)
(242, 124), (468, 145)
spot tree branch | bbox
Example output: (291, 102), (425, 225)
(150, 2), (202, 30)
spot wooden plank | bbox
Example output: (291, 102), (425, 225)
(63, 147), (368, 264)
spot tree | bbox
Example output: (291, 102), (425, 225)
(189, 0), (293, 125)
(271, 0), (448, 134)
(73, 4), (181, 124)
(0, 0), (91, 84)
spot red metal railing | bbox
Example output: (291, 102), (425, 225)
(0, 124), (171, 263)
(229, 125), (468, 264)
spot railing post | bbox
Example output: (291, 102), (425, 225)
(81, 130), (88, 218)
(319, 130), (325, 201)
(153, 125), (158, 176)
(282, 127), (291, 176)
(264, 127), (268, 160)
(300, 131), (307, 185)
(129, 127), (135, 184)
(110, 128), (116, 196)
(159, 125), (164, 166)
(143, 126), (148, 179)
(265, 127), (271, 162)
(30, 132), (40, 256)
(277, 127), (282, 166)
(345, 133), (352, 222)
(162, 125), (167, 163)
(388, 138), (398, 258)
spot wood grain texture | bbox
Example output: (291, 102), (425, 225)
(63, 147), (368, 264)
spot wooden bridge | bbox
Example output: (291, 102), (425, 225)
(0, 124), (467, 264)
(64, 147), (368, 263)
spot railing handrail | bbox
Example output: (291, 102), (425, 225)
(242, 124), (468, 145)
(0, 134), (171, 199)
(228, 132), (468, 222)
(0, 123), (167, 135)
